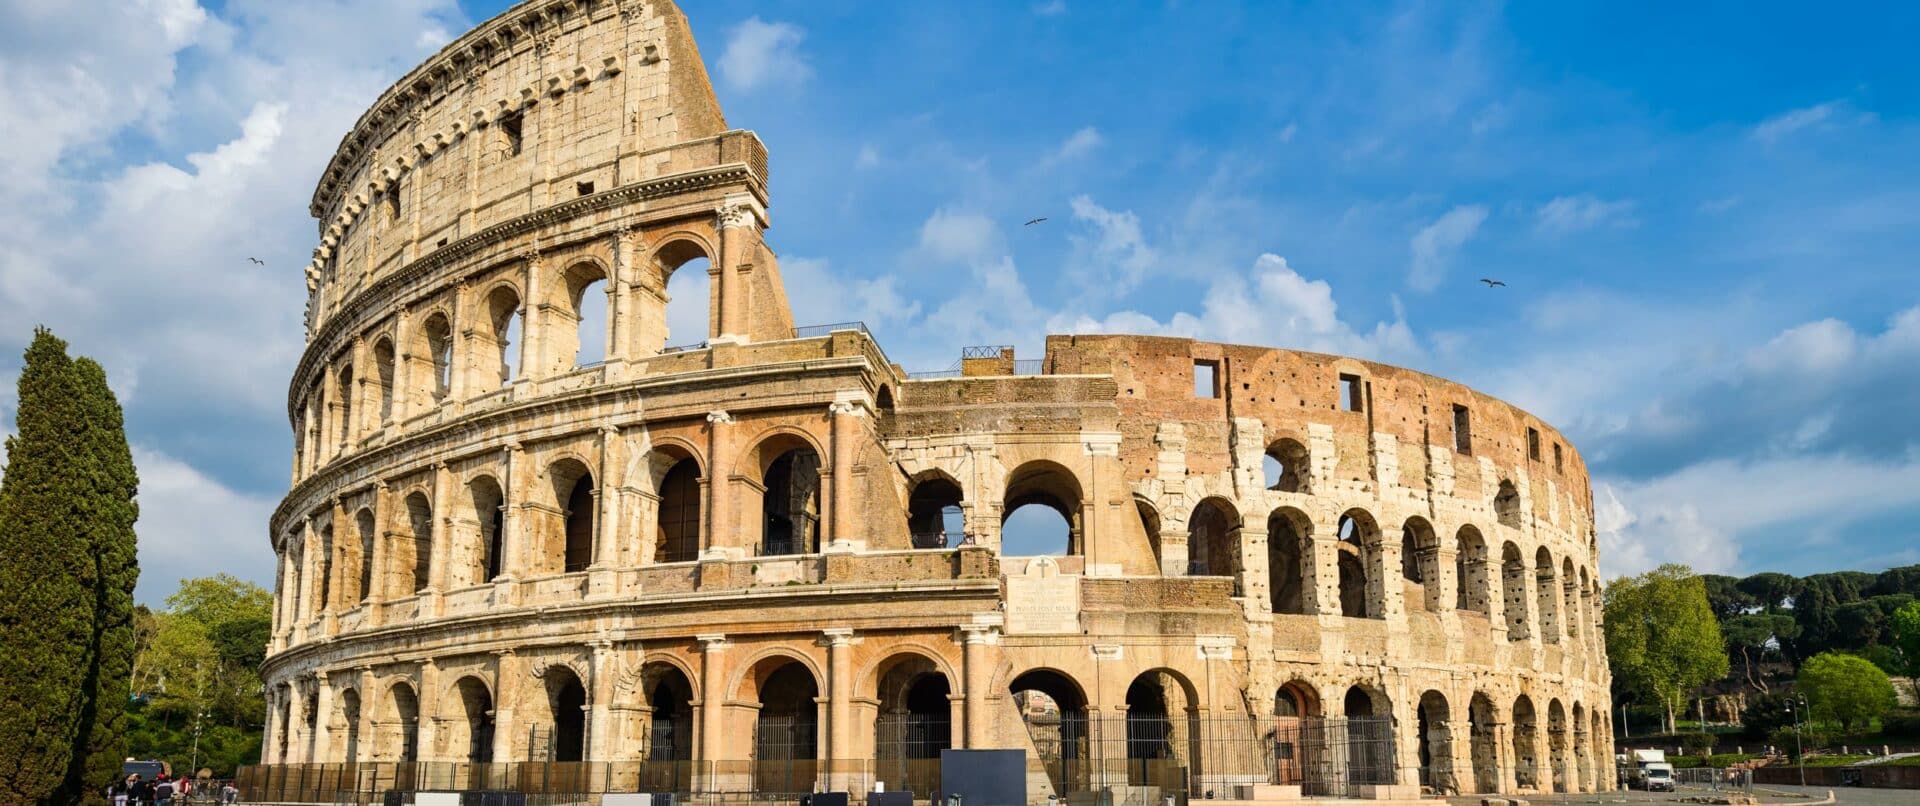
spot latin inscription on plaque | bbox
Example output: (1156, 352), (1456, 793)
(1005, 556), (1081, 635)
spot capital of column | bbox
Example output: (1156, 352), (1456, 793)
(958, 624), (1000, 645)
(697, 633), (728, 651)
(706, 410), (734, 425)
(822, 627), (855, 647)
(828, 400), (865, 418)
(715, 195), (767, 229)
(1090, 644), (1123, 661)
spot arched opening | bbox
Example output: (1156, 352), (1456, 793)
(1336, 511), (1378, 619)
(654, 457), (702, 563)
(418, 312), (454, 403)
(304, 690), (320, 757)
(874, 654), (953, 795)
(399, 492), (432, 596)
(1502, 542), (1531, 641)
(1417, 690), (1454, 793)
(355, 508), (376, 604)
(1401, 516), (1443, 612)
(1123, 671), (1198, 788)
(907, 475), (966, 549)
(372, 339), (396, 424)
(755, 438), (822, 556)
(454, 676), (495, 763)
(537, 667), (588, 763)
(1137, 497), (1164, 570)
(1468, 693), (1500, 794)
(1535, 548), (1560, 644)
(1010, 669), (1089, 797)
(561, 262), (610, 368)
(1456, 526), (1489, 613)
(1547, 699), (1568, 793)
(316, 524), (334, 612)
(1580, 569), (1596, 649)
(484, 287), (523, 386)
(1264, 437), (1310, 493)
(1562, 557), (1580, 642)
(564, 473), (596, 573)
(1495, 480), (1521, 528)
(1271, 681), (1321, 789)
(336, 364), (355, 449)
(540, 459), (594, 575)
(645, 665), (695, 763)
(1001, 461), (1082, 556)
(339, 689), (361, 763)
(465, 476), (506, 586)
(659, 245), (712, 350)
(752, 660), (821, 793)
(1187, 497), (1240, 578)
(1588, 708), (1605, 793)
(1268, 508), (1309, 614)
(1512, 695), (1539, 790)
(275, 687), (292, 762)
(1342, 686), (1394, 788)
(1572, 702), (1591, 792)
(385, 681), (419, 763)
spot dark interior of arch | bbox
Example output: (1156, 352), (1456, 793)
(907, 477), (965, 549)
(549, 671), (587, 762)
(1268, 512), (1305, 614)
(648, 667), (695, 761)
(756, 663), (819, 766)
(762, 448), (822, 556)
(656, 458), (701, 563)
(564, 473), (596, 573)
(459, 678), (495, 763)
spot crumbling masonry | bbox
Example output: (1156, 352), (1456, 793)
(259, 0), (1613, 800)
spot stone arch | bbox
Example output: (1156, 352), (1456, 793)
(1417, 690), (1457, 793)
(1136, 495), (1164, 571)
(649, 443), (703, 564)
(1456, 525), (1490, 613)
(537, 457), (595, 575)
(1268, 507), (1311, 614)
(1008, 668), (1090, 796)
(444, 675), (495, 763)
(1264, 436), (1311, 493)
(478, 284), (522, 387)
(741, 429), (825, 556)
(1572, 701), (1591, 792)
(1547, 698), (1568, 793)
(337, 687), (362, 763)
(630, 660), (696, 762)
(742, 653), (823, 789)
(1511, 694), (1539, 790)
(314, 521), (335, 614)
(1336, 509), (1381, 619)
(871, 651), (955, 789)
(1401, 516), (1443, 612)
(1562, 557), (1580, 642)
(1468, 692), (1500, 794)
(393, 492), (432, 597)
(1123, 668), (1203, 786)
(554, 258), (612, 370)
(334, 362), (355, 450)
(1588, 706), (1605, 793)
(353, 507), (376, 604)
(1495, 480), (1521, 528)
(371, 337), (396, 425)
(527, 663), (589, 762)
(1187, 496), (1241, 578)
(1535, 547), (1561, 644)
(414, 308), (456, 403)
(651, 236), (715, 350)
(1501, 542), (1531, 641)
(460, 474), (506, 586)
(1001, 460), (1085, 556)
(906, 471), (966, 549)
(1341, 684), (1395, 788)
(381, 679), (420, 763)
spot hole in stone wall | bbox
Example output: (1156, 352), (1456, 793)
(1193, 360), (1219, 399)
(1339, 374), (1364, 412)
(1453, 404), (1472, 453)
(577, 180), (594, 196)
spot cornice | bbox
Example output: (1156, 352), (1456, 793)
(290, 162), (762, 419)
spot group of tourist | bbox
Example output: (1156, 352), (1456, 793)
(106, 772), (240, 805)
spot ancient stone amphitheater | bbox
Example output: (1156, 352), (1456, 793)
(257, 1), (1613, 801)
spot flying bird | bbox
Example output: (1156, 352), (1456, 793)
(248, 257), (265, 266)
(1024, 217), (1048, 226)
(1479, 278), (1506, 287)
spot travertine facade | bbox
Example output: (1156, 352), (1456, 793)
(261, 0), (1612, 799)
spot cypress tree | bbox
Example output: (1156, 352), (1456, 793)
(59, 356), (140, 804)
(0, 329), (100, 801)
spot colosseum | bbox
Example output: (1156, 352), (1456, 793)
(254, 1), (1613, 802)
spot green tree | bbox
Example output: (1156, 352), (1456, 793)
(0, 330), (102, 801)
(1606, 564), (1730, 732)
(1796, 651), (1896, 734)
(1724, 613), (1799, 693)
(1736, 572), (1798, 614)
(59, 356), (141, 805)
(126, 576), (272, 774)
(1890, 600), (1920, 701)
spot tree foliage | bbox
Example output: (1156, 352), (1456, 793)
(127, 575), (271, 776)
(1796, 652), (1897, 734)
(1605, 564), (1730, 732)
(1891, 601), (1920, 698)
(0, 332), (142, 803)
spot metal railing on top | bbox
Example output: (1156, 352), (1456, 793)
(791, 321), (868, 339)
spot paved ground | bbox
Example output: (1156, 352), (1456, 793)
(1444, 783), (1910, 805)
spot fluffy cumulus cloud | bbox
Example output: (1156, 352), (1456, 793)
(1535, 194), (1637, 235)
(1044, 126), (1104, 165)
(1065, 195), (1156, 294)
(1407, 204), (1487, 291)
(918, 208), (1001, 263)
(132, 446), (280, 598)
(718, 16), (810, 92)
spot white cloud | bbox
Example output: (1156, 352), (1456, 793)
(1033, 1), (1068, 17)
(718, 16), (810, 92)
(1743, 318), (1858, 375)
(132, 446), (279, 604)
(1752, 101), (1842, 143)
(1535, 194), (1637, 235)
(1407, 204), (1487, 292)
(918, 208), (1000, 263)
(855, 144), (881, 169)
(778, 256), (922, 330)
(1044, 126), (1103, 164)
(1066, 195), (1156, 294)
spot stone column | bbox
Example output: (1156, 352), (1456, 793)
(961, 624), (996, 749)
(309, 674), (335, 764)
(591, 427), (622, 595)
(392, 304), (414, 422)
(366, 482), (390, 626)
(1158, 525), (1190, 577)
(697, 635), (729, 790)
(299, 517), (320, 627)
(517, 256), (543, 382)
(350, 337), (371, 442)
(261, 686), (282, 764)
(1376, 527), (1405, 620)
(827, 400), (863, 550)
(704, 412), (733, 556)
(356, 666), (377, 763)
(497, 443), (525, 587)
(425, 463), (451, 613)
(714, 203), (752, 341)
(1444, 719), (1475, 796)
(1434, 544), (1459, 613)
(417, 658), (440, 762)
(608, 229), (637, 363)
(286, 683), (309, 764)
(588, 640), (615, 762)
(1493, 720), (1517, 794)
(824, 628), (855, 789)
(491, 650), (518, 763)
(1306, 529), (1341, 616)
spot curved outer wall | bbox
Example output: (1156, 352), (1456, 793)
(261, 0), (1613, 798)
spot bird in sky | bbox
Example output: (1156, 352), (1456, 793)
(1024, 217), (1048, 226)
(248, 257), (265, 266)
(1479, 278), (1506, 287)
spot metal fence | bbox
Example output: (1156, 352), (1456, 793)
(1675, 766), (1753, 795)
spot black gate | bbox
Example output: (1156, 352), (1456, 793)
(875, 714), (950, 796)
(754, 715), (818, 795)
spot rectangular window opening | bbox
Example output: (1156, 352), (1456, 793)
(1452, 404), (1472, 454)
(1527, 428), (1542, 461)
(1554, 443), (1564, 471)
(576, 180), (595, 196)
(1193, 360), (1219, 399)
(501, 112), (524, 156)
(1338, 373), (1364, 412)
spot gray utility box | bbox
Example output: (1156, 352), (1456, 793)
(938, 749), (1027, 806)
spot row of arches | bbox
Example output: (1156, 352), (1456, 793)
(294, 248), (713, 480)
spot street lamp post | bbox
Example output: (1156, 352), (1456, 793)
(1785, 700), (1805, 788)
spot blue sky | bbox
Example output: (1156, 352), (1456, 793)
(2, 0), (1917, 603)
